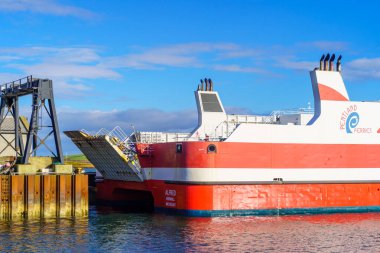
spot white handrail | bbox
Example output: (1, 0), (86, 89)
(95, 128), (110, 136)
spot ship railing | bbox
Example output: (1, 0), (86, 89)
(269, 107), (314, 117)
(80, 129), (91, 136)
(106, 126), (135, 152)
(108, 126), (130, 143)
(216, 108), (315, 139)
(81, 127), (136, 154)
(212, 114), (277, 139)
(135, 131), (193, 144)
(225, 108), (314, 126)
(226, 114), (277, 124)
(95, 128), (110, 137)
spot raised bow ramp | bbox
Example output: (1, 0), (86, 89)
(64, 130), (144, 182)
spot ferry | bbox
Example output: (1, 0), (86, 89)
(66, 54), (380, 216)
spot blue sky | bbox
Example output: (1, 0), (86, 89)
(1, 0), (380, 153)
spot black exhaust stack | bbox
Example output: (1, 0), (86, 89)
(323, 53), (330, 71)
(329, 54), (335, 71)
(336, 55), (342, 72)
(320, 54), (325, 70)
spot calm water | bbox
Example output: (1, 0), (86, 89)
(1, 207), (380, 252)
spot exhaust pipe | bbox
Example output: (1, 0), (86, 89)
(320, 54), (325, 70)
(336, 55), (342, 72)
(209, 79), (213, 91)
(323, 53), (330, 71)
(329, 54), (335, 71)
(200, 79), (204, 91)
(204, 78), (209, 91)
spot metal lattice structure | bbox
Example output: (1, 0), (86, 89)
(0, 76), (63, 164)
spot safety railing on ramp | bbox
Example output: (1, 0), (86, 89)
(64, 127), (144, 182)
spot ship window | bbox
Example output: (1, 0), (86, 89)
(176, 143), (183, 153)
(207, 144), (216, 153)
(201, 93), (223, 112)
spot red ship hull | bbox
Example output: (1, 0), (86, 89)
(97, 179), (380, 216)
(95, 141), (380, 216)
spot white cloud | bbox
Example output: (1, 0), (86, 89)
(347, 58), (380, 69)
(51, 79), (93, 98)
(277, 59), (316, 71)
(47, 48), (101, 63)
(0, 72), (24, 82)
(105, 43), (264, 72)
(58, 108), (198, 133)
(0, 46), (118, 98)
(0, 56), (21, 61)
(0, 0), (97, 19)
(0, 47), (101, 63)
(213, 64), (264, 73)
(344, 58), (380, 80)
(12, 62), (120, 79)
(218, 48), (261, 59)
(119, 52), (198, 69)
(298, 41), (348, 51)
(5, 40), (376, 98)
(0, 44), (268, 80)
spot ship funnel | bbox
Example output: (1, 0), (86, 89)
(336, 55), (342, 72)
(192, 77), (227, 140)
(329, 54), (335, 71)
(323, 53), (330, 71)
(200, 79), (204, 91)
(319, 54), (325, 70)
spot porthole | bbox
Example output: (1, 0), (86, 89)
(176, 143), (183, 153)
(207, 144), (217, 153)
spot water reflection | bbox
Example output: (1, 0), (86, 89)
(1, 207), (380, 252)
(179, 214), (380, 252)
(0, 217), (89, 252)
